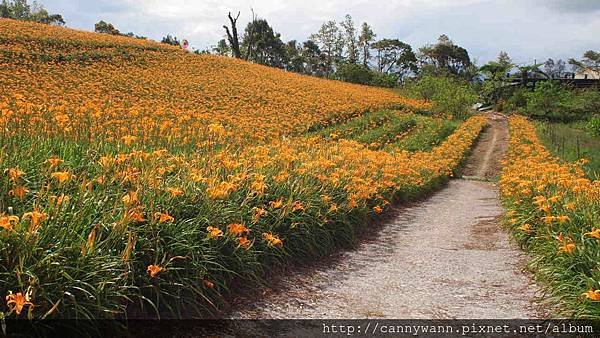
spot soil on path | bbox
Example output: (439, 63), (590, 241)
(225, 112), (540, 319)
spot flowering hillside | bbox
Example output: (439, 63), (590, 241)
(0, 18), (484, 321)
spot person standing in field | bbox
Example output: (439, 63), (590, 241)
(181, 39), (190, 52)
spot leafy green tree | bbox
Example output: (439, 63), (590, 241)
(301, 40), (327, 77)
(340, 14), (359, 64)
(358, 22), (376, 67)
(94, 20), (120, 35)
(284, 40), (306, 73)
(401, 75), (478, 119)
(161, 35), (180, 46)
(310, 21), (344, 76)
(94, 20), (144, 39)
(480, 51), (513, 80)
(479, 51), (515, 103)
(0, 0), (64, 25)
(418, 34), (472, 78)
(523, 81), (572, 120)
(371, 38), (417, 80)
(517, 63), (545, 80)
(242, 18), (286, 68)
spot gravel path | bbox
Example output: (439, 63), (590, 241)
(227, 113), (541, 319)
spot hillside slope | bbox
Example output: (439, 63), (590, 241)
(0, 19), (489, 325)
(0, 19), (426, 145)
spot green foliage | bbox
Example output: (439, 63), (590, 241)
(242, 18), (286, 68)
(371, 38), (417, 79)
(161, 35), (180, 46)
(388, 116), (458, 152)
(369, 71), (398, 88)
(569, 50), (600, 75)
(587, 116), (600, 136)
(520, 82), (600, 122)
(334, 63), (397, 87)
(335, 63), (373, 85)
(0, 0), (64, 25)
(536, 121), (600, 178)
(313, 110), (459, 152)
(399, 75), (478, 119)
(418, 35), (472, 79)
(479, 51), (514, 105)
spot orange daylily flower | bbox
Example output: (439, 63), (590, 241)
(51, 171), (71, 184)
(584, 228), (600, 239)
(269, 199), (284, 209)
(262, 232), (283, 248)
(237, 236), (251, 250)
(206, 226), (223, 239)
(556, 233), (576, 255)
(121, 135), (137, 145)
(23, 208), (48, 234)
(582, 289), (600, 301)
(227, 223), (249, 236)
(6, 167), (24, 181)
(166, 187), (184, 197)
(252, 207), (267, 223)
(291, 201), (304, 212)
(147, 264), (163, 277)
(154, 212), (174, 223)
(49, 194), (70, 206)
(203, 278), (214, 289)
(518, 223), (532, 233)
(6, 291), (34, 315)
(373, 205), (383, 214)
(122, 191), (139, 207)
(8, 185), (29, 200)
(45, 157), (62, 168)
(0, 214), (19, 231)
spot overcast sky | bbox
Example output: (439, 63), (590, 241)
(42, 0), (600, 65)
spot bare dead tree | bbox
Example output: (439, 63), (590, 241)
(223, 11), (242, 58)
(243, 8), (257, 61)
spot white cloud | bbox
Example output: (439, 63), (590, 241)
(43, 0), (600, 63)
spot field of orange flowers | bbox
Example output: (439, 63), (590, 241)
(500, 116), (600, 318)
(0, 19), (486, 321)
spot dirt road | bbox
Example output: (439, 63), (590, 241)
(227, 113), (540, 319)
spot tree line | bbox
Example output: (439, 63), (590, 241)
(206, 12), (474, 87)
(2, 1), (597, 92)
(0, 0), (64, 25)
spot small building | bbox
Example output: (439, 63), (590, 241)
(575, 69), (600, 80)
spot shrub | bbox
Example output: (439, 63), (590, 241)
(587, 116), (600, 136)
(369, 72), (398, 88)
(335, 63), (373, 85)
(334, 63), (398, 88)
(519, 81), (600, 122)
(400, 75), (478, 119)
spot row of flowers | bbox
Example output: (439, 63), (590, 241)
(0, 19), (429, 148)
(0, 115), (486, 319)
(499, 116), (600, 318)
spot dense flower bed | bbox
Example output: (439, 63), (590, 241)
(500, 116), (600, 318)
(0, 19), (484, 320)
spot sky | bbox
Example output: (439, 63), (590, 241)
(42, 0), (600, 65)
